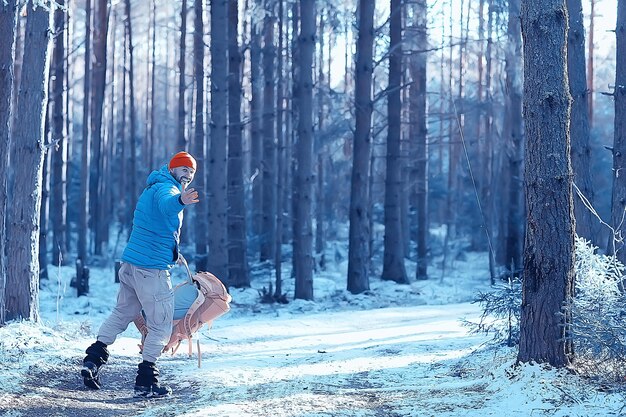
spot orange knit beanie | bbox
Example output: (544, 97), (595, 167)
(169, 151), (197, 170)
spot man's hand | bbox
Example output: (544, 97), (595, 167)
(180, 183), (199, 205)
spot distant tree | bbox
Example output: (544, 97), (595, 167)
(518, 0), (575, 367)
(567, 0), (595, 243)
(381, 0), (408, 284)
(177, 0), (188, 150)
(207, 0), (229, 280)
(123, 0), (138, 214)
(503, 0), (523, 271)
(227, 0), (249, 288)
(347, 0), (375, 294)
(78, 0), (92, 265)
(5, 0), (53, 321)
(90, 0), (110, 255)
(50, 0), (68, 266)
(193, 0), (208, 270)
(0, 0), (19, 325)
(250, 0), (263, 249)
(610, 0), (626, 262)
(294, 0), (316, 300)
(407, 0), (428, 281)
(261, 0), (276, 263)
(274, 0), (286, 297)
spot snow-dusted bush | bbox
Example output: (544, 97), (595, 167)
(570, 236), (626, 380)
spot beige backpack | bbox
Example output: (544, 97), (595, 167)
(134, 258), (232, 359)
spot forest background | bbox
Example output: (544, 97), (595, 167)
(0, 0), (624, 372)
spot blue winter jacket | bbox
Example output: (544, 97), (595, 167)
(121, 165), (186, 270)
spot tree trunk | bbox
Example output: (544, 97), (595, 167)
(274, 0), (285, 297)
(503, 0), (523, 271)
(39, 144), (50, 280)
(610, 0), (626, 261)
(408, 0), (428, 281)
(294, 0), (316, 300)
(290, 1), (299, 280)
(91, 0), (109, 256)
(347, 0), (375, 294)
(207, 0), (229, 280)
(518, 0), (575, 367)
(5, 0), (52, 321)
(261, 0), (276, 263)
(227, 0), (249, 288)
(382, 0), (408, 284)
(567, 0), (595, 243)
(177, 0), (188, 150)
(50, 0), (67, 266)
(79, 0), (92, 263)
(0, 0), (19, 325)
(587, 0), (595, 128)
(250, 0), (263, 248)
(124, 0), (138, 214)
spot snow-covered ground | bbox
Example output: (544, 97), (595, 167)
(0, 246), (625, 416)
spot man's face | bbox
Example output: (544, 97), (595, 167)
(170, 166), (196, 186)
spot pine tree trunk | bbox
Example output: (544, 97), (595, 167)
(290, 1), (299, 280)
(0, 0), (18, 325)
(587, 0), (595, 128)
(50, 1), (67, 266)
(610, 0), (626, 261)
(39, 145), (50, 280)
(227, 0), (249, 288)
(274, 0), (285, 297)
(261, 1), (276, 263)
(124, 0), (138, 213)
(91, 0), (109, 256)
(177, 0), (188, 150)
(250, 0), (263, 248)
(382, 0), (408, 284)
(79, 0), (92, 263)
(518, 0), (574, 366)
(193, 0), (208, 269)
(207, 0), (229, 280)
(294, 0), (316, 300)
(503, 0), (523, 271)
(408, 0), (428, 281)
(5, 1), (52, 321)
(347, 0), (375, 294)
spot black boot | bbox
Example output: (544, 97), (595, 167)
(134, 360), (172, 398)
(81, 341), (109, 390)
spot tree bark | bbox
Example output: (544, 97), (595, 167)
(567, 0), (595, 243)
(382, 0), (408, 284)
(124, 0), (138, 215)
(0, 0), (19, 325)
(227, 0), (249, 288)
(518, 0), (575, 367)
(347, 0), (375, 294)
(250, 0), (263, 248)
(79, 0), (92, 263)
(5, 0), (52, 321)
(207, 0), (229, 280)
(610, 0), (626, 262)
(50, 0), (67, 266)
(193, 0), (208, 269)
(294, 0), (316, 300)
(177, 0), (188, 150)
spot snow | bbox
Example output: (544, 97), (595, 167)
(0, 246), (625, 416)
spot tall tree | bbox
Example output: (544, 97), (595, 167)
(5, 0), (53, 321)
(408, 0), (428, 281)
(227, 0), (249, 288)
(260, 0), (276, 263)
(610, 0), (626, 262)
(274, 0), (286, 297)
(518, 0), (575, 367)
(177, 0), (188, 150)
(50, 0), (67, 266)
(207, 0), (229, 280)
(193, 0), (208, 269)
(0, 0), (19, 325)
(503, 0), (523, 271)
(250, 0), (263, 247)
(567, 0), (595, 242)
(123, 0), (138, 214)
(294, 0), (316, 300)
(381, 0), (408, 284)
(90, 0), (110, 255)
(347, 0), (375, 294)
(78, 0), (92, 263)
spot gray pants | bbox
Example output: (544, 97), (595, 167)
(97, 262), (174, 363)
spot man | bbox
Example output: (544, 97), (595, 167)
(81, 151), (199, 398)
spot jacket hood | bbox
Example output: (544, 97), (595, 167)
(146, 165), (182, 190)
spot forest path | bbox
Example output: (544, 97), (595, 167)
(0, 303), (490, 417)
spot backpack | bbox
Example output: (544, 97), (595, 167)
(133, 258), (232, 358)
